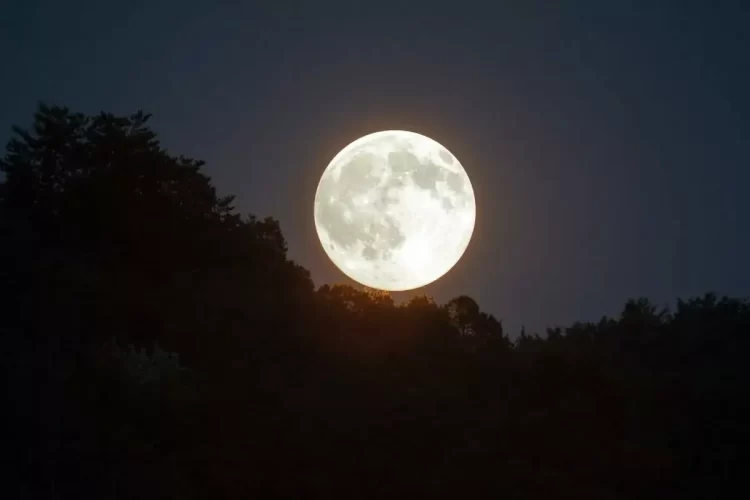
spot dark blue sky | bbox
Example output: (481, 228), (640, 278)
(2, 1), (748, 334)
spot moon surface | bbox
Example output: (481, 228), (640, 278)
(314, 130), (476, 291)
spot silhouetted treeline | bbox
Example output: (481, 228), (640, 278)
(3, 104), (748, 499)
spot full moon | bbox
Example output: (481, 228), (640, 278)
(314, 130), (476, 291)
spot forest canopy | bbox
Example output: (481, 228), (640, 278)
(3, 104), (748, 499)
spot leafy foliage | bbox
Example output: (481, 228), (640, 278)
(3, 104), (748, 499)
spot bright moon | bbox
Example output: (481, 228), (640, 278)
(314, 130), (476, 291)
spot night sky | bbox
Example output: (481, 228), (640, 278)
(2, 1), (748, 334)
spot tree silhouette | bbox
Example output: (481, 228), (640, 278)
(3, 103), (747, 499)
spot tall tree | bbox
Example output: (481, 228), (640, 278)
(0, 102), (312, 351)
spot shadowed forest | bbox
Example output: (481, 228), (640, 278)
(3, 105), (748, 498)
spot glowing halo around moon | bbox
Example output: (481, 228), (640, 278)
(314, 130), (476, 291)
